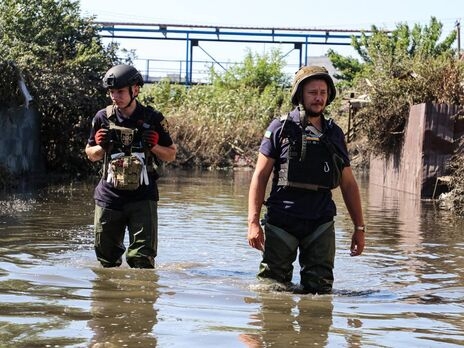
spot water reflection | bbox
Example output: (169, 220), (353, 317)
(88, 268), (159, 347)
(0, 169), (463, 347)
(240, 293), (333, 347)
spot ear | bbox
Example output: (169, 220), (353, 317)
(131, 85), (140, 96)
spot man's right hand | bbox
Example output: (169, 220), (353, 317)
(95, 128), (110, 147)
(248, 222), (265, 251)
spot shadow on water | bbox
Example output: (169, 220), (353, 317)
(0, 169), (463, 347)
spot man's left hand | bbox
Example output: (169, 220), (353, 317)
(350, 229), (365, 256)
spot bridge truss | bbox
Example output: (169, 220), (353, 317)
(96, 22), (370, 85)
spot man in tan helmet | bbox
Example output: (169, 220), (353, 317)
(247, 65), (365, 294)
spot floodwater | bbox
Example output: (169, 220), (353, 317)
(0, 169), (463, 348)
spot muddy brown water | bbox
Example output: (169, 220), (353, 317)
(0, 169), (463, 347)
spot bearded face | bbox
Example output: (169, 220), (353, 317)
(301, 79), (329, 117)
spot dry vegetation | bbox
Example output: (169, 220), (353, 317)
(139, 81), (291, 169)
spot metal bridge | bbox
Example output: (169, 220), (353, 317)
(96, 22), (370, 85)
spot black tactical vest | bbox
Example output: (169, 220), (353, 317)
(277, 116), (345, 191)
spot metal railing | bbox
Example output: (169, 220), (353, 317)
(133, 58), (300, 85)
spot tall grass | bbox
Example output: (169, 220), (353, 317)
(139, 81), (291, 168)
(139, 49), (293, 168)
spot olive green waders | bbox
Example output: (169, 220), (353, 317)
(258, 221), (335, 294)
(94, 200), (158, 268)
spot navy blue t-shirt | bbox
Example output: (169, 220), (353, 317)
(87, 102), (173, 209)
(259, 108), (350, 220)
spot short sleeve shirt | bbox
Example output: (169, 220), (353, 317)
(259, 108), (350, 220)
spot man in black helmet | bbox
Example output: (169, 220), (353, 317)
(247, 65), (365, 294)
(85, 64), (177, 269)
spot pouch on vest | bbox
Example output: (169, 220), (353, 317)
(106, 153), (149, 190)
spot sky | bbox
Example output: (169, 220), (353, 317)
(78, 0), (462, 82)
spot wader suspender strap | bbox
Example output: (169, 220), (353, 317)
(105, 104), (119, 130)
(101, 105), (118, 180)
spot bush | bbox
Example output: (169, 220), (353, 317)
(138, 49), (293, 168)
(0, 0), (118, 176)
(140, 82), (290, 168)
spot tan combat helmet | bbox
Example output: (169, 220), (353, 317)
(290, 66), (336, 106)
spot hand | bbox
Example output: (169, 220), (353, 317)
(95, 128), (110, 147)
(350, 229), (365, 256)
(142, 130), (159, 150)
(248, 222), (265, 251)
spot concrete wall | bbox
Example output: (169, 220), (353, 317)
(0, 105), (44, 175)
(370, 103), (459, 198)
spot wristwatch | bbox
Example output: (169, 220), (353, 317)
(355, 225), (366, 232)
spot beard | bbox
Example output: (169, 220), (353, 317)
(305, 106), (324, 117)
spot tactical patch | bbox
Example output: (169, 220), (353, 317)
(160, 119), (170, 134)
(108, 124), (136, 146)
(264, 130), (272, 138)
(120, 129), (134, 146)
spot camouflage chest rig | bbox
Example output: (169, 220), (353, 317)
(103, 105), (155, 190)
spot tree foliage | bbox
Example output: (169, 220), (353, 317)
(139, 50), (292, 168)
(351, 17), (456, 70)
(329, 17), (462, 155)
(0, 0), (118, 175)
(326, 49), (363, 87)
(210, 48), (290, 91)
(327, 17), (464, 214)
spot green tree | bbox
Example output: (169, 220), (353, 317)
(210, 48), (290, 91)
(328, 17), (461, 155)
(326, 49), (363, 87)
(0, 0), (118, 175)
(139, 49), (291, 168)
(329, 17), (457, 86)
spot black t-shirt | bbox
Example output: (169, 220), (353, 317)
(87, 102), (173, 209)
(259, 108), (350, 220)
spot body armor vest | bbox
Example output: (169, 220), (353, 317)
(102, 105), (157, 190)
(277, 116), (345, 191)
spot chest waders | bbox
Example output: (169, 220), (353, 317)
(258, 114), (344, 294)
(258, 220), (335, 294)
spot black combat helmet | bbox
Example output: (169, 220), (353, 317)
(102, 64), (144, 89)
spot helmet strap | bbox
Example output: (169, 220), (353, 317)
(123, 86), (137, 109)
(298, 104), (307, 128)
